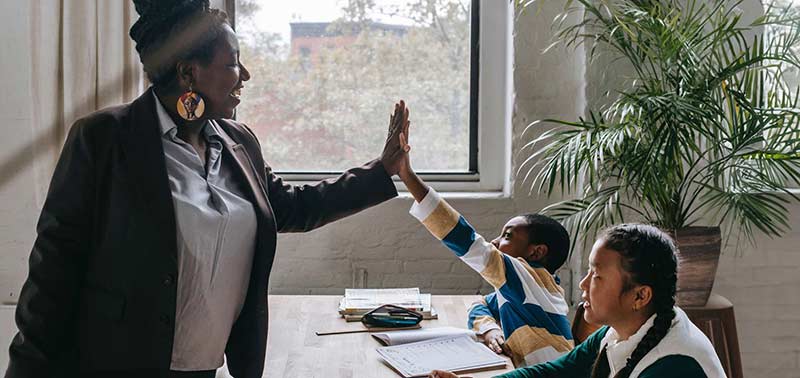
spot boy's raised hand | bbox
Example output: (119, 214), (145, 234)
(388, 101), (428, 202)
(380, 100), (410, 176)
(398, 103), (413, 180)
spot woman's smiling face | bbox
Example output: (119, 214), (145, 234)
(191, 24), (250, 120)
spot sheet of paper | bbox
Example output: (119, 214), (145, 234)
(371, 327), (476, 346)
(376, 335), (507, 378)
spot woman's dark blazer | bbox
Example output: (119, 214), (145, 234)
(5, 88), (398, 378)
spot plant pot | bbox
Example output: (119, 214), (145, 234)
(668, 226), (722, 307)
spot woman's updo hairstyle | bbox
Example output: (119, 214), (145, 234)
(590, 224), (679, 378)
(130, 0), (230, 87)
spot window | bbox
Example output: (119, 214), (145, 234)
(229, 0), (511, 192)
(763, 1), (800, 189)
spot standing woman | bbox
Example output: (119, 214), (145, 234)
(431, 224), (726, 378)
(5, 1), (407, 377)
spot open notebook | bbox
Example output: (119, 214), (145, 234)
(376, 335), (507, 378)
(371, 326), (476, 346)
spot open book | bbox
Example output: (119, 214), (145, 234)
(371, 326), (476, 346)
(376, 334), (507, 378)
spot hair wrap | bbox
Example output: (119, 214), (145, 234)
(129, 0), (227, 86)
(130, 0), (210, 54)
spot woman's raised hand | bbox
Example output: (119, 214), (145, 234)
(380, 100), (410, 176)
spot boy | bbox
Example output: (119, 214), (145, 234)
(394, 105), (574, 367)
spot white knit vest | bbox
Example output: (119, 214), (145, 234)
(600, 307), (727, 378)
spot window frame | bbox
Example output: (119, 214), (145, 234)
(760, 2), (800, 190)
(226, 0), (512, 193)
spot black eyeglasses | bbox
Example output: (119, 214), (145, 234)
(361, 304), (423, 328)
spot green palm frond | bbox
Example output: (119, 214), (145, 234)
(518, 0), (800, 245)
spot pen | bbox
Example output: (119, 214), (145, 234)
(315, 324), (421, 336)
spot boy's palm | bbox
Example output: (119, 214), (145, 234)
(397, 105), (413, 180)
(381, 101), (410, 176)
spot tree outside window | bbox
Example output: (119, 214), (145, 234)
(235, 0), (473, 172)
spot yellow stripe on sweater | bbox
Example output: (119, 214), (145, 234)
(505, 326), (575, 367)
(471, 315), (499, 333)
(479, 249), (507, 289)
(421, 201), (461, 240)
(521, 262), (564, 296)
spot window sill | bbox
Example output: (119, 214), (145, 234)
(396, 190), (509, 200)
(282, 173), (509, 194)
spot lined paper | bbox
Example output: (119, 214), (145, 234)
(376, 335), (506, 377)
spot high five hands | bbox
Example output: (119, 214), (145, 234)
(380, 100), (411, 177)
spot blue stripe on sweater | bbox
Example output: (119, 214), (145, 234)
(486, 292), (499, 317)
(467, 294), (498, 329)
(497, 257), (573, 339)
(442, 216), (477, 257)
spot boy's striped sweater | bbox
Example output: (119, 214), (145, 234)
(409, 188), (574, 367)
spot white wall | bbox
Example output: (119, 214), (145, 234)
(0, 0), (40, 305)
(0, 2), (798, 377)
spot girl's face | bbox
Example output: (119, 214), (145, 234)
(578, 239), (640, 327)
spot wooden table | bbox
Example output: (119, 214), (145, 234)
(256, 295), (514, 378)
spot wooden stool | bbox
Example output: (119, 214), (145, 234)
(683, 293), (743, 378)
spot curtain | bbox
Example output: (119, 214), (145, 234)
(29, 0), (143, 205)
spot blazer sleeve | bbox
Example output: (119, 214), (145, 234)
(265, 159), (398, 233)
(5, 120), (94, 378)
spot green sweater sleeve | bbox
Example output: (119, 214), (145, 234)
(638, 355), (707, 378)
(493, 326), (609, 378)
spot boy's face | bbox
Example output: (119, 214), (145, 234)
(491, 216), (536, 260)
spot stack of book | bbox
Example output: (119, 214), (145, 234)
(338, 288), (438, 322)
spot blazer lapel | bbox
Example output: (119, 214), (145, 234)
(213, 122), (271, 220)
(120, 88), (178, 262)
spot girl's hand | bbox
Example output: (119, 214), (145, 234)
(428, 370), (461, 378)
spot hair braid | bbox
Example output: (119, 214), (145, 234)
(590, 345), (611, 378)
(591, 224), (679, 378)
(614, 305), (674, 377)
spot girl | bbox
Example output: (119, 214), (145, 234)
(430, 224), (726, 378)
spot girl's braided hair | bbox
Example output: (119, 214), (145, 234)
(590, 224), (678, 378)
(129, 0), (229, 86)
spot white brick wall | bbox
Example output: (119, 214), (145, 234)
(715, 202), (800, 378)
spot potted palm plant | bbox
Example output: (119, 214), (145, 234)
(517, 0), (800, 306)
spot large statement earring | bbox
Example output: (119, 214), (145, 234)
(177, 84), (205, 121)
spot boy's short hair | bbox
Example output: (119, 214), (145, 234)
(521, 214), (570, 274)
